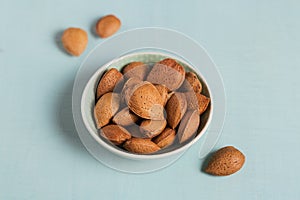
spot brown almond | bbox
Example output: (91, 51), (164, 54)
(128, 82), (164, 120)
(197, 94), (210, 115)
(122, 62), (148, 80)
(155, 84), (169, 106)
(186, 92), (210, 115)
(61, 27), (88, 56)
(94, 92), (120, 128)
(147, 58), (185, 91)
(177, 110), (200, 143)
(96, 68), (123, 99)
(140, 119), (167, 138)
(112, 107), (139, 126)
(181, 72), (202, 93)
(166, 92), (187, 129)
(153, 128), (176, 148)
(95, 15), (121, 38)
(123, 138), (160, 154)
(100, 125), (131, 145)
(205, 146), (245, 176)
(185, 91), (198, 111)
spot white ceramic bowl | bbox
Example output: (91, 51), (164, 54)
(81, 51), (213, 160)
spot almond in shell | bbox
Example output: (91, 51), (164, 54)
(205, 146), (245, 176)
(140, 119), (167, 138)
(165, 92), (187, 129)
(123, 138), (161, 154)
(96, 68), (123, 99)
(122, 62), (148, 80)
(61, 27), (88, 56)
(100, 124), (131, 145)
(128, 82), (164, 120)
(95, 15), (121, 38)
(147, 58), (185, 91)
(181, 72), (202, 93)
(197, 94), (210, 115)
(153, 128), (176, 148)
(112, 107), (139, 126)
(177, 109), (200, 143)
(186, 92), (210, 115)
(94, 92), (120, 128)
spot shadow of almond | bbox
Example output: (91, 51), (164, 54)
(90, 17), (100, 38)
(54, 30), (71, 56)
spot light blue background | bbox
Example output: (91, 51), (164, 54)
(1, 0), (300, 199)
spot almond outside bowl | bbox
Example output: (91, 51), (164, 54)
(81, 51), (213, 160)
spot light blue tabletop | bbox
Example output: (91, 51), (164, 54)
(1, 0), (300, 199)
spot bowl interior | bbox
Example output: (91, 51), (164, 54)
(81, 52), (212, 159)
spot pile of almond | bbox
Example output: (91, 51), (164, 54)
(93, 58), (211, 154)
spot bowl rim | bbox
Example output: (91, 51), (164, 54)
(81, 51), (214, 160)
